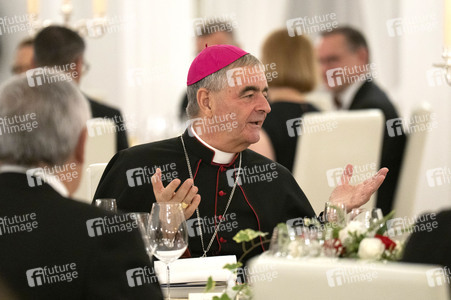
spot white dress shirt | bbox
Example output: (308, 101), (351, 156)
(335, 81), (365, 110)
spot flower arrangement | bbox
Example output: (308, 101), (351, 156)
(286, 210), (405, 261)
(205, 210), (406, 299)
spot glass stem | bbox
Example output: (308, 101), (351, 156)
(167, 264), (170, 300)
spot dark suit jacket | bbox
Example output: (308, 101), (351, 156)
(402, 210), (451, 272)
(0, 172), (163, 299)
(349, 81), (407, 215)
(87, 96), (129, 152)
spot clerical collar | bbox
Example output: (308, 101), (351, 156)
(335, 80), (365, 110)
(0, 164), (69, 197)
(189, 126), (236, 164)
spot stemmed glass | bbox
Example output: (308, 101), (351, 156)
(94, 198), (117, 212)
(349, 207), (384, 232)
(132, 213), (154, 258)
(148, 203), (188, 300)
(324, 202), (347, 227)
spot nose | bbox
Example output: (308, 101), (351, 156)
(256, 94), (271, 114)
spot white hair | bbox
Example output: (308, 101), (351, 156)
(0, 75), (91, 166)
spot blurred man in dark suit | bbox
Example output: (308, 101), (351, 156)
(0, 76), (162, 299)
(402, 210), (451, 274)
(33, 25), (129, 152)
(317, 26), (406, 215)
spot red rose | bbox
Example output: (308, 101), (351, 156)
(325, 238), (345, 256)
(375, 234), (396, 250)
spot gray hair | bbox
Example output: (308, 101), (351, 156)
(0, 75), (90, 166)
(186, 53), (263, 118)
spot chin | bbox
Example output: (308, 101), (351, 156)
(246, 132), (261, 145)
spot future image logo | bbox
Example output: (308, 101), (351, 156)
(25, 64), (78, 87)
(326, 265), (377, 287)
(426, 267), (451, 287)
(386, 14), (437, 37)
(426, 167), (451, 187)
(286, 115), (337, 137)
(325, 63), (377, 88)
(286, 13), (338, 37)
(26, 263), (78, 287)
(86, 214), (138, 237)
(125, 164), (178, 187)
(186, 213), (238, 238)
(126, 266), (158, 287)
(225, 163), (278, 187)
(386, 113), (438, 138)
(191, 14), (238, 37)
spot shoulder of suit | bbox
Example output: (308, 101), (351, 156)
(86, 96), (122, 116)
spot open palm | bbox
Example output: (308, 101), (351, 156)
(329, 164), (389, 210)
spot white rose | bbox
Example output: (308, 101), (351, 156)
(338, 221), (367, 245)
(358, 238), (385, 260)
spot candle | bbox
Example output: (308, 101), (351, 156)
(445, 0), (451, 48)
(27, 0), (39, 16)
(93, 0), (107, 17)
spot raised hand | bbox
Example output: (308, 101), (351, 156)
(329, 164), (388, 211)
(151, 168), (201, 219)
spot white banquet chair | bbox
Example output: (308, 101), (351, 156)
(87, 163), (108, 200)
(292, 110), (384, 214)
(249, 256), (450, 300)
(393, 103), (433, 220)
(72, 118), (116, 203)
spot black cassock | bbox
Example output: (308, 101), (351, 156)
(94, 129), (316, 262)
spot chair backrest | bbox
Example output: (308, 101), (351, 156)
(249, 256), (450, 300)
(72, 118), (116, 203)
(292, 110), (384, 215)
(87, 163), (108, 201)
(393, 103), (433, 219)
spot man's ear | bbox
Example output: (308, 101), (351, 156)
(356, 47), (369, 65)
(196, 88), (213, 117)
(74, 127), (87, 165)
(73, 56), (83, 83)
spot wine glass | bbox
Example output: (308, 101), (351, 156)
(148, 203), (188, 300)
(349, 208), (383, 230)
(324, 202), (347, 227)
(132, 212), (154, 258)
(94, 198), (117, 212)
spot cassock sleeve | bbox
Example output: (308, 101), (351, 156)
(93, 149), (156, 213)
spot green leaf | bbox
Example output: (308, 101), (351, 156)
(204, 276), (215, 292)
(233, 229), (268, 243)
(370, 210), (395, 234)
(223, 262), (243, 272)
(220, 294), (232, 300)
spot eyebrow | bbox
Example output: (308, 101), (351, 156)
(238, 86), (268, 96)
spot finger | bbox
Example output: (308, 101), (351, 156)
(340, 164), (353, 185)
(170, 178), (194, 202)
(182, 185), (198, 205)
(159, 178), (183, 201)
(151, 168), (164, 194)
(362, 167), (389, 194)
(184, 194), (201, 219)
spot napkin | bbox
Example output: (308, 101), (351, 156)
(154, 255), (237, 284)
